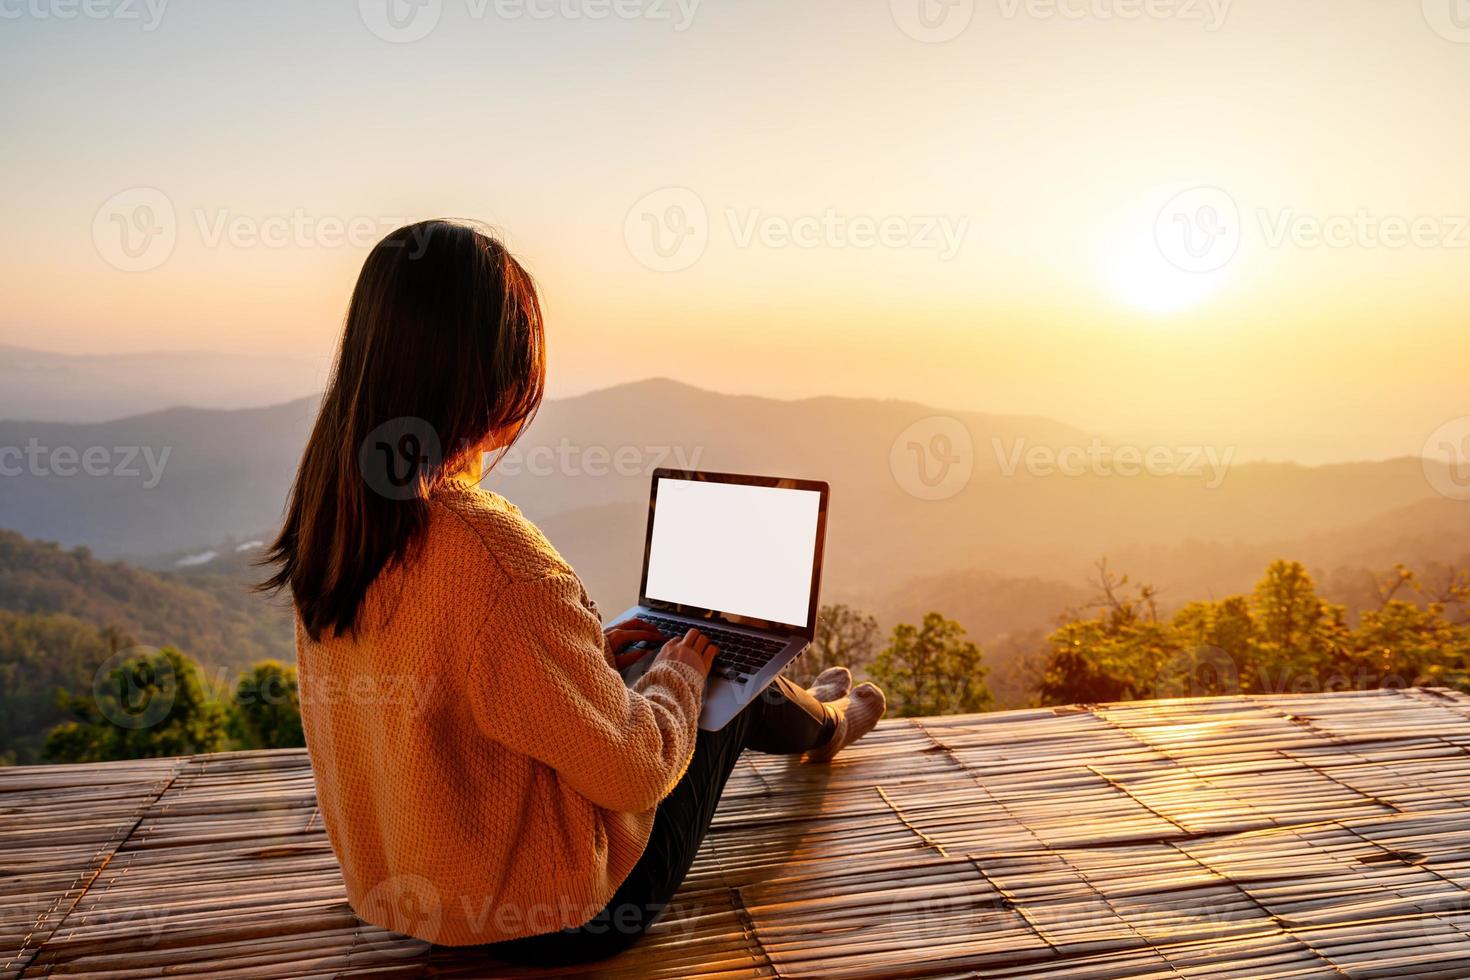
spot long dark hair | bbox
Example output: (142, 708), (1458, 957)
(262, 220), (545, 640)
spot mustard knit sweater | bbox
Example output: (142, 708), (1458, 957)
(296, 481), (705, 945)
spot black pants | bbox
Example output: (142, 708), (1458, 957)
(486, 675), (836, 966)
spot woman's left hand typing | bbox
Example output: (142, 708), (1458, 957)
(605, 618), (667, 669)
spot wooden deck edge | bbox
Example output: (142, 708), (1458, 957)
(3, 758), (189, 979)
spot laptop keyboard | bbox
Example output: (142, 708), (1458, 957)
(637, 614), (787, 681)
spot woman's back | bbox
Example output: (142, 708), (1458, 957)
(297, 483), (704, 944)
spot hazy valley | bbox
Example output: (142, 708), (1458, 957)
(2, 367), (1466, 710)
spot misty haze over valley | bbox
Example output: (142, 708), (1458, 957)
(3, 346), (1465, 707)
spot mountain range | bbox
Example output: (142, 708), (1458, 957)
(1, 376), (1467, 706)
(0, 344), (324, 422)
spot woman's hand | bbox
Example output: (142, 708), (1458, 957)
(655, 628), (719, 678)
(606, 618), (667, 670)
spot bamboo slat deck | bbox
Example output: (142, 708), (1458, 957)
(7, 688), (1470, 979)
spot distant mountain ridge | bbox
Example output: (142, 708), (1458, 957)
(0, 397), (319, 558)
(1, 379), (1466, 717)
(0, 379), (1096, 560)
(1, 378), (1465, 623)
(0, 344), (325, 422)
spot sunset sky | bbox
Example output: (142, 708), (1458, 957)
(3, 0), (1467, 462)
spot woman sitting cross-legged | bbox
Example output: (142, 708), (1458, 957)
(262, 219), (886, 966)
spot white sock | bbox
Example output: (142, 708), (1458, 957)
(805, 683), (886, 763)
(806, 666), (852, 703)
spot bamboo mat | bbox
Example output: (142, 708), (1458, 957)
(6, 688), (1470, 978)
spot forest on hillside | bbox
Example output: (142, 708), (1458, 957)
(5, 533), (1467, 766)
(0, 530), (293, 671)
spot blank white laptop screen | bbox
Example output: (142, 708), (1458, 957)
(644, 478), (822, 628)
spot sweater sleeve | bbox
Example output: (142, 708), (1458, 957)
(468, 572), (706, 813)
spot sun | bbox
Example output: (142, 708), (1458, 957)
(1105, 218), (1229, 316)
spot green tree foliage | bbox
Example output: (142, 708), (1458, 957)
(1169, 596), (1254, 696)
(869, 612), (993, 717)
(1036, 565), (1179, 704)
(788, 604), (880, 686)
(0, 612), (120, 764)
(1350, 565), (1470, 690)
(45, 647), (229, 763)
(1036, 560), (1470, 706)
(230, 660), (305, 749)
(0, 530), (293, 675)
(1247, 560), (1351, 692)
(0, 605), (311, 764)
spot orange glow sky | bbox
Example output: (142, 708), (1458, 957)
(2, 0), (1467, 462)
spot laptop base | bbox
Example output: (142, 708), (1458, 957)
(610, 605), (808, 731)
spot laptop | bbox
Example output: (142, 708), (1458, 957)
(608, 468), (830, 731)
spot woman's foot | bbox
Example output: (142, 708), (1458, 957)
(805, 683), (886, 763)
(806, 666), (852, 703)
